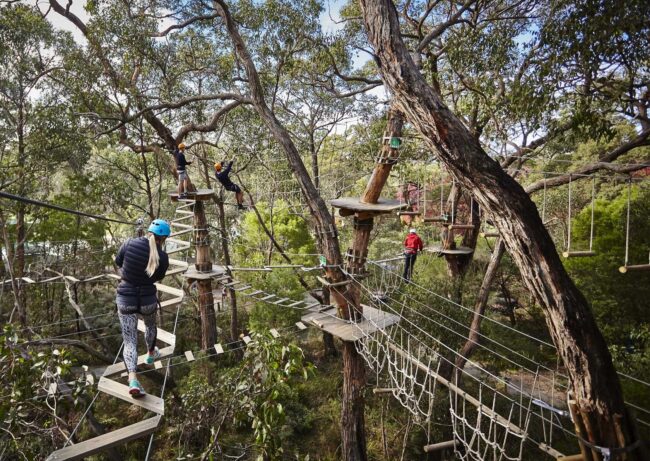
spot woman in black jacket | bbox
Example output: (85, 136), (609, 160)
(114, 219), (170, 397)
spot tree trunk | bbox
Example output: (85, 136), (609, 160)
(359, 0), (644, 456)
(440, 239), (506, 382)
(193, 200), (217, 349)
(341, 341), (367, 461)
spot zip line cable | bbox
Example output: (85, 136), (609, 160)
(0, 191), (135, 225)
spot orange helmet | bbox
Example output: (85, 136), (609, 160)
(215, 162), (222, 172)
(178, 143), (186, 150)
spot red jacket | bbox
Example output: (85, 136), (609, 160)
(404, 233), (424, 254)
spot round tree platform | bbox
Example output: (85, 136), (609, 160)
(169, 189), (214, 202)
(182, 264), (226, 280)
(329, 197), (408, 216)
(425, 246), (474, 255)
(301, 303), (400, 342)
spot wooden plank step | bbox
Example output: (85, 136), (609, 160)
(259, 294), (276, 301)
(170, 228), (193, 237)
(214, 344), (224, 354)
(272, 297), (291, 305)
(232, 284), (252, 292)
(184, 351), (195, 362)
(270, 328), (280, 338)
(175, 209), (194, 215)
(138, 320), (176, 346)
(243, 289), (263, 296)
(138, 319), (176, 346)
(97, 377), (164, 414)
(103, 345), (175, 377)
(295, 321), (307, 330)
(171, 222), (193, 229)
(160, 298), (183, 309)
(46, 415), (161, 461)
(154, 283), (184, 298)
(105, 273), (121, 280)
(222, 280), (241, 287)
(167, 258), (188, 268)
(287, 300), (306, 307)
(166, 266), (187, 276)
(166, 238), (191, 247)
(22, 277), (36, 283)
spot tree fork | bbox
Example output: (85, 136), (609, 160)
(359, 0), (646, 457)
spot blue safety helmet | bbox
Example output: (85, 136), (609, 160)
(148, 219), (171, 237)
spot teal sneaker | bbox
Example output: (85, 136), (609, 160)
(128, 379), (146, 398)
(146, 347), (160, 365)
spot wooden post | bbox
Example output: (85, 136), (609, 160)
(193, 200), (217, 349)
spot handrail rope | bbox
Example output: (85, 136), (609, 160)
(366, 261), (650, 392)
(62, 342), (124, 448)
(366, 261), (556, 348)
(346, 276), (586, 445)
(0, 191), (135, 225)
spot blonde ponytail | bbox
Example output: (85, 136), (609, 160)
(145, 234), (160, 277)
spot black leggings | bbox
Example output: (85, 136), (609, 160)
(117, 302), (157, 373)
(403, 253), (417, 280)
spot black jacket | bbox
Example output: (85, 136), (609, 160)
(174, 149), (190, 171)
(216, 161), (235, 188)
(115, 237), (169, 306)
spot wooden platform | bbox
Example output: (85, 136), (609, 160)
(46, 415), (161, 461)
(329, 197), (408, 216)
(182, 264), (226, 280)
(301, 303), (400, 342)
(169, 189), (214, 202)
(425, 246), (474, 255)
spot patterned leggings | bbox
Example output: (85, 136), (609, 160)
(117, 302), (157, 373)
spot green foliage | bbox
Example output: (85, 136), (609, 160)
(234, 202), (318, 329)
(565, 184), (650, 341)
(229, 332), (314, 460)
(0, 325), (88, 459)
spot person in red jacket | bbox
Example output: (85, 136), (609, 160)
(403, 228), (424, 281)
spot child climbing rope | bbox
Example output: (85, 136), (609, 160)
(403, 228), (424, 281)
(215, 160), (245, 210)
(174, 143), (192, 199)
(114, 219), (170, 397)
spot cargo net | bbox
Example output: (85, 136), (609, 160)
(354, 325), (441, 422)
(449, 381), (532, 461)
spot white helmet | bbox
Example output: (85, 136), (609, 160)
(409, 228), (417, 233)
